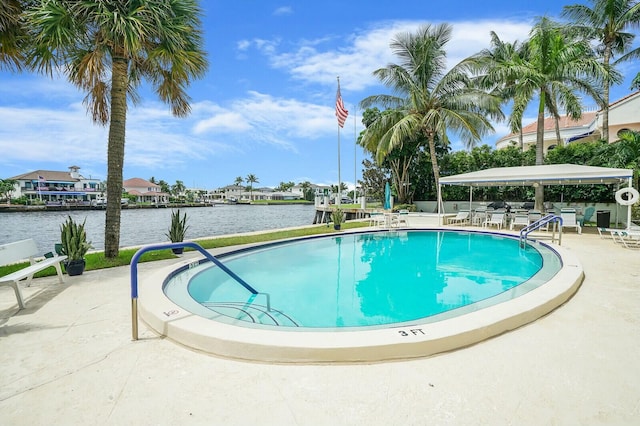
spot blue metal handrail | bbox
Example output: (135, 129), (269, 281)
(130, 241), (258, 340)
(519, 214), (563, 247)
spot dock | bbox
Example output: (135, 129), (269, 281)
(313, 206), (371, 224)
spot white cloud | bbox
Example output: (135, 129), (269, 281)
(0, 99), (238, 177)
(273, 6), (293, 16)
(191, 91), (362, 152)
(250, 19), (534, 92)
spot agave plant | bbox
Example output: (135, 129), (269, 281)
(166, 209), (189, 243)
(60, 216), (92, 261)
(331, 208), (344, 227)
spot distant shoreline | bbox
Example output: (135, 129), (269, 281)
(0, 200), (314, 213)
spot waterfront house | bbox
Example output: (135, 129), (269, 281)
(123, 178), (169, 204)
(219, 184), (244, 202)
(8, 166), (102, 205)
(496, 91), (640, 153)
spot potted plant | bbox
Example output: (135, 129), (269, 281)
(331, 208), (344, 230)
(59, 216), (92, 276)
(166, 209), (189, 254)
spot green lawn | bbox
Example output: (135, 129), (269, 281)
(0, 221), (370, 278)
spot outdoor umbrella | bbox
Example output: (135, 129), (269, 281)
(384, 182), (391, 210)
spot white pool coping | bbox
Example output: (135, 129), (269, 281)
(137, 230), (584, 363)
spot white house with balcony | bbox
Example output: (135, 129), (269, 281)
(8, 166), (102, 205)
(496, 91), (640, 153)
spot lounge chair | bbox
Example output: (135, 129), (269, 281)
(510, 213), (529, 230)
(560, 208), (581, 234)
(610, 229), (640, 248)
(527, 210), (548, 231)
(447, 210), (470, 225)
(472, 209), (487, 226)
(483, 212), (505, 229)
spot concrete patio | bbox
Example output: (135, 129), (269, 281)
(1, 228), (639, 425)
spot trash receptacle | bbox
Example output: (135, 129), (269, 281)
(596, 210), (610, 228)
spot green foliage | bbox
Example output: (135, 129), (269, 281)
(393, 203), (416, 212)
(0, 179), (17, 201)
(331, 208), (344, 226)
(60, 216), (92, 261)
(166, 209), (189, 242)
(360, 157), (390, 203)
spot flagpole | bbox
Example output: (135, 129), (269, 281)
(337, 123), (341, 207)
(336, 76), (342, 207)
(335, 76), (349, 208)
(353, 104), (357, 204)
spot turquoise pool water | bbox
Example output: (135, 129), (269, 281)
(163, 230), (562, 330)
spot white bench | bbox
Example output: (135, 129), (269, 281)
(0, 239), (68, 309)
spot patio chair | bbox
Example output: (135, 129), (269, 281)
(510, 213), (529, 230)
(396, 209), (410, 227)
(580, 206), (595, 226)
(483, 212), (505, 229)
(560, 208), (581, 234)
(447, 210), (470, 226)
(369, 211), (385, 227)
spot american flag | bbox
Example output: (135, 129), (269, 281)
(335, 81), (349, 128)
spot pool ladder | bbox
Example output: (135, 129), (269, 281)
(130, 241), (273, 340)
(201, 301), (299, 327)
(519, 214), (563, 247)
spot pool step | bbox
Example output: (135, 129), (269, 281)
(201, 301), (300, 327)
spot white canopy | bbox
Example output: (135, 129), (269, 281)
(439, 164), (633, 187)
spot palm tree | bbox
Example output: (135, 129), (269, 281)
(158, 179), (171, 195)
(612, 130), (640, 168)
(172, 180), (186, 200)
(245, 174), (258, 202)
(507, 17), (606, 209)
(562, 0), (640, 143)
(0, 0), (27, 71)
(234, 176), (244, 186)
(25, 1), (207, 258)
(299, 181), (312, 201)
(359, 24), (503, 208)
(463, 31), (531, 151)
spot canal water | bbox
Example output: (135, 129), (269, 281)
(0, 204), (316, 253)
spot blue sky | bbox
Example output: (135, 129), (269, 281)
(1, 1), (639, 191)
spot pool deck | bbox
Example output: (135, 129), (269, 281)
(1, 226), (639, 425)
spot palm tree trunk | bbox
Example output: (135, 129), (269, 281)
(535, 93), (546, 211)
(519, 126), (524, 152)
(602, 46), (611, 144)
(104, 55), (129, 258)
(427, 132), (442, 209)
(427, 132), (440, 184)
(554, 115), (562, 146)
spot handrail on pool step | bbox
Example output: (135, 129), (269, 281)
(130, 241), (259, 340)
(519, 214), (563, 247)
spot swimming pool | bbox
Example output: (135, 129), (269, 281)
(138, 229), (584, 362)
(164, 230), (560, 329)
